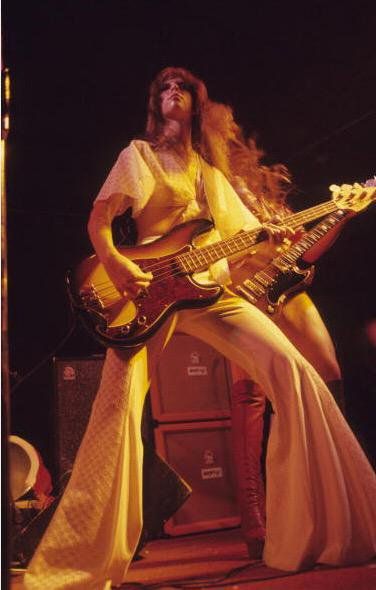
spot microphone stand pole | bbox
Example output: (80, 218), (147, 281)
(2, 66), (11, 590)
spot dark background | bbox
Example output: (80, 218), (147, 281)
(3, 0), (376, 480)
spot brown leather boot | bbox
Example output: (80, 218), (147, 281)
(231, 376), (267, 559)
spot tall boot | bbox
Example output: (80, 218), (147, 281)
(231, 378), (266, 559)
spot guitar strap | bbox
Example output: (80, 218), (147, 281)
(195, 158), (214, 224)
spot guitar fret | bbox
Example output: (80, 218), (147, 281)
(238, 209), (349, 301)
(289, 212), (343, 263)
(282, 255), (296, 265)
(238, 233), (252, 249)
(288, 202), (336, 227)
(305, 232), (320, 244)
(280, 212), (344, 265)
(178, 200), (346, 273)
(207, 247), (216, 261)
(186, 252), (197, 271)
(191, 252), (204, 269)
(206, 249), (216, 262)
(195, 250), (206, 267)
(177, 255), (191, 274)
(216, 242), (228, 258)
(291, 245), (306, 257)
(282, 250), (298, 263)
(75, 183), (375, 350)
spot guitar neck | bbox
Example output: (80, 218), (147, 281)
(284, 199), (339, 229)
(179, 198), (339, 273)
(275, 209), (348, 267)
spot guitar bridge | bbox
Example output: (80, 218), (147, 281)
(79, 284), (105, 311)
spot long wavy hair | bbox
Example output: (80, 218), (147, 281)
(146, 67), (292, 213)
(205, 102), (293, 213)
(145, 67), (231, 176)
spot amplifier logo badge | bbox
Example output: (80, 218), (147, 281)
(190, 351), (200, 364)
(203, 449), (215, 465)
(201, 467), (224, 480)
(63, 366), (76, 381)
(187, 366), (208, 376)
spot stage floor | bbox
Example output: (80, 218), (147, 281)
(10, 527), (376, 589)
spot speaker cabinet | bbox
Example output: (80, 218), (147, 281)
(53, 356), (191, 544)
(53, 355), (104, 479)
(150, 333), (232, 422)
(154, 420), (240, 535)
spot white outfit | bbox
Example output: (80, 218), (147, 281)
(24, 141), (376, 589)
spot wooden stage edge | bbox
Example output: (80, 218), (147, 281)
(10, 527), (376, 590)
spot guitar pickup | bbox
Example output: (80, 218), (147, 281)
(236, 284), (257, 304)
(243, 279), (265, 297)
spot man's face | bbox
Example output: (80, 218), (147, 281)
(159, 77), (193, 122)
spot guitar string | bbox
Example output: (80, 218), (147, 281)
(96, 221), (320, 300)
(92, 229), (265, 296)
(95, 202), (361, 303)
(92, 191), (372, 298)
(93, 200), (338, 287)
(91, 231), (263, 291)
(92, 220), (338, 303)
(249, 214), (343, 291)
(90, 204), (342, 300)
(91, 188), (372, 293)
(82, 190), (373, 304)
(237, 219), (346, 301)
(90, 198), (364, 303)
(91, 200), (339, 295)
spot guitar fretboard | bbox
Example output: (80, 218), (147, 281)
(273, 210), (346, 268)
(177, 199), (339, 273)
(235, 209), (350, 303)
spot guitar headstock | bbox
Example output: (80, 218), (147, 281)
(330, 180), (376, 213)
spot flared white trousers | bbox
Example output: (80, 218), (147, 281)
(24, 294), (376, 589)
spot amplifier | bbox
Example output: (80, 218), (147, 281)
(53, 355), (105, 478)
(53, 355), (191, 543)
(155, 420), (240, 535)
(150, 333), (232, 422)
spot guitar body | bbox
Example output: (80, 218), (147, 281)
(67, 219), (223, 348)
(67, 183), (375, 348)
(251, 265), (314, 316)
(229, 242), (314, 316)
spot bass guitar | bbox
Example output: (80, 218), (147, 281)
(67, 183), (375, 348)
